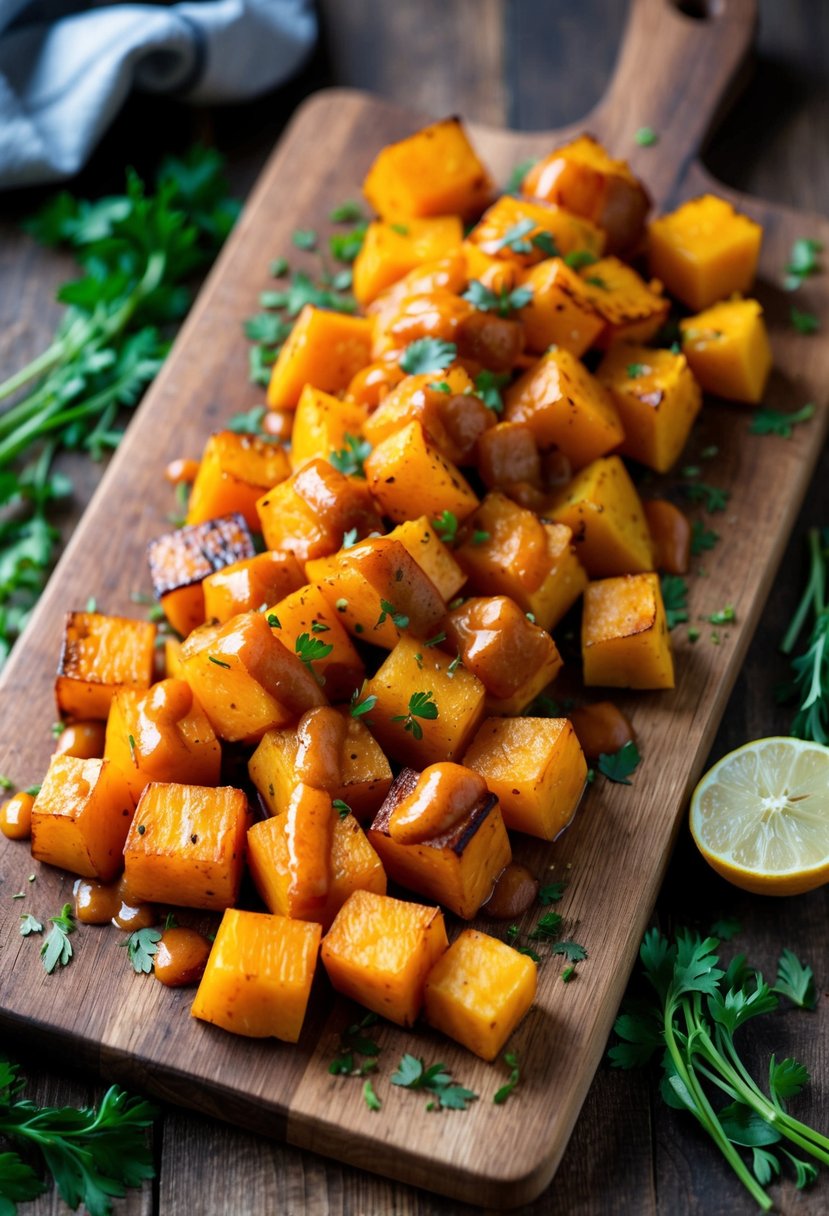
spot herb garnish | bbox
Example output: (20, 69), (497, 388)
(295, 633), (333, 679)
(432, 510), (458, 545)
(492, 1052), (521, 1105)
(492, 218), (536, 254)
(661, 575), (689, 630)
(350, 689), (378, 719)
(705, 604), (736, 626)
(790, 307), (820, 335)
(772, 949), (817, 1009)
(505, 159), (538, 193)
(333, 800), (351, 819)
(120, 927), (162, 974)
(784, 237), (822, 291)
(40, 903), (76, 973)
(683, 481), (730, 513)
(391, 1054), (478, 1111)
(19, 914), (43, 937)
(330, 434), (371, 478)
(291, 228), (317, 251)
(691, 521), (720, 556)
(749, 403), (814, 437)
(780, 528), (829, 743)
(392, 691), (438, 740)
(462, 280), (533, 316)
(634, 126), (659, 146)
(597, 741), (641, 785)
(329, 1011), (381, 1077)
(399, 338), (457, 376)
(376, 599), (409, 630)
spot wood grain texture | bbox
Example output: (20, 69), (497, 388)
(3, 0), (829, 1211)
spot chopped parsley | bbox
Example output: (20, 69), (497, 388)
(597, 741), (641, 785)
(634, 126), (659, 146)
(295, 633), (333, 678)
(750, 403), (815, 437)
(661, 574), (689, 630)
(330, 433), (371, 478)
(40, 904), (76, 974)
(690, 521), (720, 556)
(399, 337), (457, 376)
(432, 510), (459, 545)
(376, 599), (409, 630)
(391, 690), (438, 740)
(474, 369), (510, 413)
(462, 279), (533, 316)
(492, 1051), (521, 1105)
(391, 1054), (478, 1111)
(120, 927), (162, 974)
(790, 307), (820, 335)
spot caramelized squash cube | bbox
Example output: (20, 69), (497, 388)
(466, 195), (605, 267)
(321, 889), (448, 1026)
(266, 305), (372, 409)
(362, 117), (493, 220)
(56, 611), (156, 720)
(386, 516), (466, 602)
(267, 582), (364, 702)
(463, 716), (587, 840)
(256, 459), (382, 562)
(290, 385), (368, 473)
(578, 257), (669, 348)
(424, 929), (537, 1060)
(582, 572), (675, 689)
(30, 755), (134, 881)
(123, 782), (249, 910)
(517, 258), (605, 355)
(680, 298), (772, 404)
(368, 768), (511, 919)
(164, 637), (184, 679)
(353, 216), (464, 307)
(504, 347), (624, 469)
(191, 908), (320, 1041)
(364, 637), (486, 768)
(648, 194), (762, 311)
(364, 420), (479, 524)
(363, 367), (491, 465)
(185, 431), (291, 530)
(597, 344), (702, 472)
(365, 252), (469, 317)
(181, 610), (325, 744)
(247, 811), (386, 929)
(203, 551), (305, 624)
(147, 514), (255, 638)
(548, 456), (654, 577)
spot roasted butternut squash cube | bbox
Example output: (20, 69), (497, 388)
(345, 357), (406, 410)
(466, 195), (605, 267)
(368, 289), (473, 362)
(596, 344), (702, 473)
(247, 810), (386, 929)
(266, 305), (372, 408)
(680, 298), (772, 404)
(578, 257), (669, 348)
(191, 909), (320, 1041)
(365, 252), (469, 318)
(203, 551), (305, 625)
(362, 117), (493, 220)
(386, 516), (466, 601)
(363, 367), (493, 465)
(353, 216), (464, 307)
(30, 755), (134, 881)
(164, 637), (184, 679)
(104, 680), (221, 805)
(454, 494), (588, 630)
(123, 782), (249, 910)
(548, 456), (654, 577)
(522, 134), (650, 254)
(290, 385), (368, 473)
(56, 611), (156, 720)
(321, 889), (448, 1026)
(147, 514), (255, 638)
(309, 536), (445, 650)
(267, 583), (364, 702)
(249, 709), (393, 822)
(582, 572), (674, 689)
(185, 431), (291, 530)
(463, 716), (587, 840)
(648, 194), (763, 311)
(364, 637), (487, 768)
(445, 596), (563, 715)
(517, 258), (605, 355)
(504, 347), (624, 469)
(424, 929), (537, 1060)
(256, 459), (382, 562)
(368, 768), (511, 919)
(364, 420), (478, 524)
(181, 611), (325, 744)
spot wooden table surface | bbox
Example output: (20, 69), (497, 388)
(1, 2), (827, 1213)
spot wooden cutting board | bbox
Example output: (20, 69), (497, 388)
(1, 0), (828, 1206)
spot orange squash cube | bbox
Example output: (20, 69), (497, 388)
(180, 610), (325, 744)
(191, 909), (320, 1041)
(147, 514), (255, 638)
(267, 582), (364, 702)
(504, 347), (624, 469)
(548, 456), (655, 577)
(266, 305), (372, 409)
(123, 782), (249, 910)
(365, 252), (469, 317)
(164, 637), (184, 679)
(363, 367), (492, 465)
(578, 257), (669, 348)
(385, 516), (466, 602)
(596, 344), (702, 473)
(368, 768), (511, 919)
(56, 611), (156, 720)
(424, 929), (537, 1060)
(345, 357), (406, 410)
(364, 420), (479, 524)
(30, 755), (134, 881)
(256, 459), (382, 562)
(648, 194), (763, 311)
(364, 637), (487, 768)
(466, 195), (605, 266)
(203, 551), (305, 624)
(680, 298), (772, 404)
(289, 385), (368, 473)
(362, 117), (493, 220)
(353, 216), (464, 307)
(517, 258), (605, 355)
(247, 810), (386, 929)
(321, 889), (448, 1026)
(463, 716), (587, 840)
(582, 572), (675, 689)
(185, 431), (291, 530)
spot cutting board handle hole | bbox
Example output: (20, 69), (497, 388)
(673, 0), (720, 20)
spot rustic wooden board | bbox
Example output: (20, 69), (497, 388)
(1, 0), (828, 1207)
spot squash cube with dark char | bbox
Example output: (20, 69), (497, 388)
(147, 513), (255, 638)
(56, 611), (156, 720)
(582, 572), (675, 689)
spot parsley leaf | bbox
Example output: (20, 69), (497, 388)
(391, 1054), (478, 1111)
(784, 237), (822, 290)
(683, 481), (730, 513)
(492, 1051), (521, 1105)
(635, 126), (659, 146)
(292, 228), (317, 250)
(120, 927), (162, 974)
(462, 280), (532, 316)
(432, 510), (458, 545)
(40, 903), (76, 973)
(750, 403), (815, 437)
(790, 307), (820, 335)
(350, 689), (378, 719)
(597, 740), (641, 785)
(329, 224), (367, 263)
(363, 1079), (382, 1111)
(492, 217), (536, 254)
(563, 249), (598, 270)
(333, 799), (351, 819)
(377, 599), (409, 630)
(329, 433), (372, 478)
(772, 949), (816, 1009)
(505, 158), (538, 193)
(690, 520), (720, 556)
(329, 201), (364, 223)
(538, 882), (566, 905)
(399, 338), (457, 376)
(474, 369), (510, 413)
(226, 405), (268, 435)
(295, 633), (333, 678)
(329, 1012), (381, 1077)
(531, 231), (559, 258)
(627, 362), (649, 378)
(19, 914), (43, 936)
(661, 575), (689, 630)
(391, 690), (438, 740)
(551, 940), (588, 962)
(528, 911), (563, 941)
(705, 604), (736, 625)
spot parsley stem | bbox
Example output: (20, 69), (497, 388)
(781, 529), (826, 655)
(0, 313), (93, 405)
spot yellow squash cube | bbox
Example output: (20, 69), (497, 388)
(362, 117), (493, 220)
(680, 298), (772, 404)
(353, 216), (464, 306)
(648, 194), (762, 311)
(266, 306), (373, 408)
(256, 459), (382, 562)
(424, 929), (537, 1060)
(56, 612), (156, 721)
(582, 572), (675, 689)
(267, 582), (364, 703)
(463, 716), (587, 840)
(185, 431), (291, 530)
(466, 195), (605, 266)
(321, 889), (448, 1027)
(364, 420), (479, 525)
(385, 516), (466, 602)
(203, 551), (305, 624)
(504, 347), (624, 469)
(596, 345), (702, 473)
(549, 456), (655, 577)
(578, 257), (669, 348)
(30, 755), (134, 881)
(289, 385), (368, 473)
(518, 257), (605, 356)
(191, 909), (320, 1041)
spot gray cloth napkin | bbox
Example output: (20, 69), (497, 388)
(0, 0), (317, 188)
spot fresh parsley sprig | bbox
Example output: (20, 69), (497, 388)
(40, 903), (76, 974)
(780, 528), (829, 743)
(391, 1054), (478, 1111)
(329, 433), (371, 478)
(399, 338), (457, 376)
(391, 691), (438, 740)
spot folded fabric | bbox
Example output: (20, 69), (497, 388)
(0, 0), (317, 189)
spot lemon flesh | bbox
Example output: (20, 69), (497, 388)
(690, 737), (829, 895)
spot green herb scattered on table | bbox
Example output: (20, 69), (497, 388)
(780, 527), (829, 743)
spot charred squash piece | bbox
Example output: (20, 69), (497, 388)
(147, 513), (255, 638)
(56, 611), (156, 721)
(582, 572), (675, 689)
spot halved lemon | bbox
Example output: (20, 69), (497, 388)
(690, 737), (829, 896)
